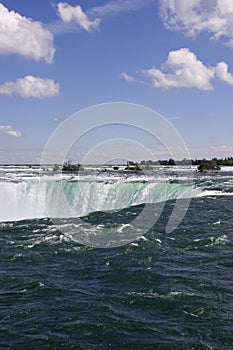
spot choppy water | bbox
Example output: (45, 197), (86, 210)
(0, 166), (233, 349)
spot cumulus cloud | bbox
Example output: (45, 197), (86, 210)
(124, 48), (233, 90)
(0, 3), (55, 63)
(57, 3), (100, 31)
(0, 75), (60, 98)
(215, 62), (233, 85)
(142, 48), (215, 90)
(0, 125), (21, 137)
(160, 0), (233, 47)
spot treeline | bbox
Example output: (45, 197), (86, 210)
(140, 159), (187, 166)
(195, 157), (233, 166)
(140, 157), (233, 166)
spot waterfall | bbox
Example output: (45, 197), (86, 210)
(0, 178), (199, 222)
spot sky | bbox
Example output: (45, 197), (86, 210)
(0, 0), (233, 163)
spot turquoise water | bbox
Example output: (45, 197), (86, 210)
(0, 167), (233, 349)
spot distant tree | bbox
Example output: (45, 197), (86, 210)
(137, 156), (233, 168)
(62, 160), (82, 172)
(125, 162), (142, 172)
(53, 164), (60, 171)
(198, 160), (221, 173)
(168, 158), (176, 166)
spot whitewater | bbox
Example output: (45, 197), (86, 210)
(1, 165), (232, 222)
(1, 164), (233, 349)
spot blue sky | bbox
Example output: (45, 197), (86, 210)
(0, 0), (233, 163)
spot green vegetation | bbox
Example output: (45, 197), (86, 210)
(192, 157), (233, 167)
(197, 159), (221, 173)
(125, 161), (142, 172)
(140, 158), (190, 166)
(140, 157), (233, 168)
(53, 164), (60, 171)
(52, 156), (233, 173)
(62, 161), (82, 172)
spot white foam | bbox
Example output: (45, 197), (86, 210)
(0, 165), (232, 222)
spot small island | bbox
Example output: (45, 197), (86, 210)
(62, 161), (82, 172)
(197, 160), (221, 173)
(124, 161), (142, 172)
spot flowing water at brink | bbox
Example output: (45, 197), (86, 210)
(0, 165), (233, 349)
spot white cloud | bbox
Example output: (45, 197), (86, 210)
(0, 125), (21, 137)
(121, 72), (136, 82)
(0, 3), (55, 63)
(88, 0), (153, 19)
(57, 3), (100, 31)
(51, 0), (153, 34)
(215, 62), (233, 85)
(142, 48), (215, 90)
(0, 75), (60, 99)
(160, 0), (233, 47)
(124, 48), (233, 90)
